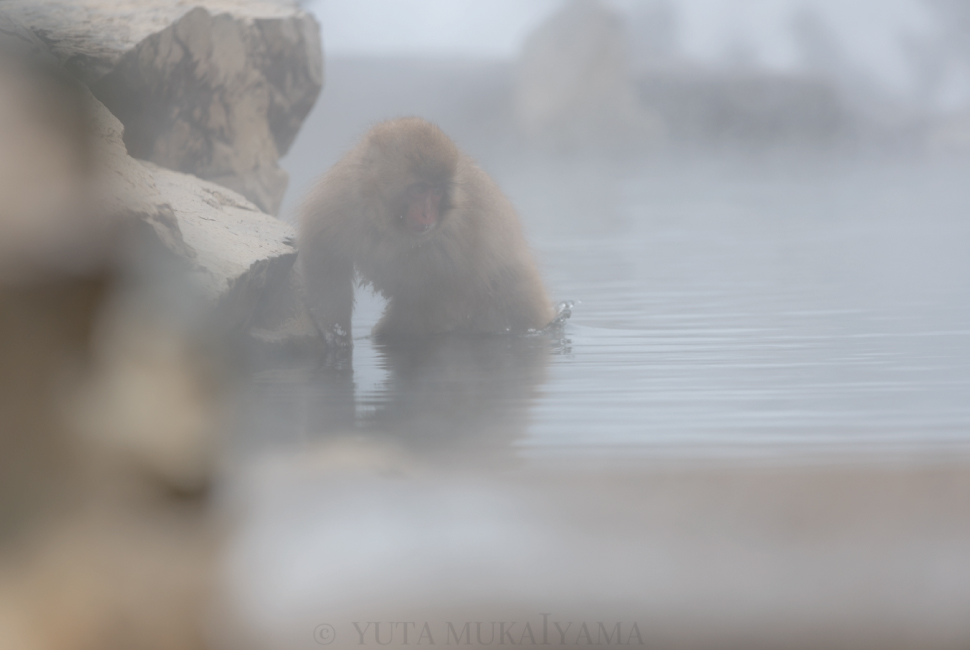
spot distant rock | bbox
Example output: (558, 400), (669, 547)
(3, 0), (323, 215)
(514, 0), (851, 155)
(514, 0), (663, 155)
(637, 68), (848, 150)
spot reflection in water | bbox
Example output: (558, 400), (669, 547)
(241, 331), (557, 463)
(363, 334), (552, 456)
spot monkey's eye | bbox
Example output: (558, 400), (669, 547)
(405, 182), (430, 199)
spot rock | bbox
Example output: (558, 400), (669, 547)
(515, 0), (663, 155)
(0, 10), (56, 62)
(86, 76), (298, 333)
(0, 8), (192, 274)
(87, 79), (301, 335)
(69, 83), (300, 335)
(141, 161), (298, 331)
(3, 0), (323, 215)
(1, 5), (314, 339)
(87, 84), (196, 264)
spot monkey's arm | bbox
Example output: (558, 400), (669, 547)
(300, 245), (354, 348)
(298, 180), (357, 349)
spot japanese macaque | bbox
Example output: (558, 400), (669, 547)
(299, 117), (554, 347)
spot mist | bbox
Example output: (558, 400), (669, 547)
(2, 2), (969, 649)
(256, 2), (970, 646)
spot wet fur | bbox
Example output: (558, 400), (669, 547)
(299, 117), (554, 344)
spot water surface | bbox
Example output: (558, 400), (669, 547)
(245, 155), (970, 462)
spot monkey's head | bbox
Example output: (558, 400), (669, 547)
(359, 118), (460, 237)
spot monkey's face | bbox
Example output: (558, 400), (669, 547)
(359, 117), (459, 241)
(396, 181), (448, 234)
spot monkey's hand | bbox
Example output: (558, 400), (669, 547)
(300, 246), (354, 353)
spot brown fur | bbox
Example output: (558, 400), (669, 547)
(299, 117), (554, 345)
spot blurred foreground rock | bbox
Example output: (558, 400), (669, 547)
(3, 0), (323, 215)
(0, 45), (227, 650)
(224, 449), (970, 650)
(0, 1), (326, 645)
(0, 261), (224, 650)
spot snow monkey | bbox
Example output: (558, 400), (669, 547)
(299, 117), (554, 347)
